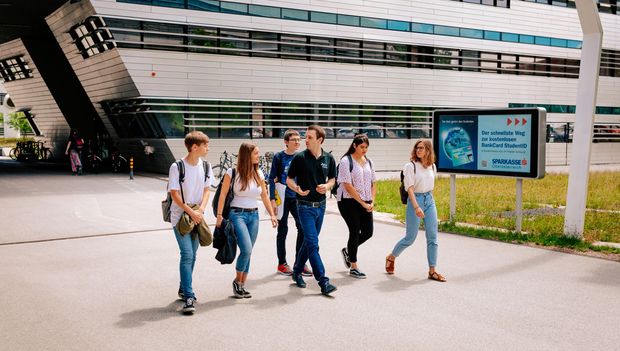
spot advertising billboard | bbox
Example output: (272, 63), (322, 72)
(433, 108), (546, 179)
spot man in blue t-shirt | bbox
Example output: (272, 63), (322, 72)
(286, 125), (338, 296)
(268, 129), (312, 277)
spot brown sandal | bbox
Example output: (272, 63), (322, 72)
(428, 271), (446, 282)
(385, 256), (395, 275)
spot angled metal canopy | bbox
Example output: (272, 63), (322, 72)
(0, 0), (67, 45)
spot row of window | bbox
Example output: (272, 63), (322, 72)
(520, 0), (618, 15)
(102, 98), (620, 143)
(116, 0), (583, 49)
(102, 99), (435, 139)
(450, 0), (509, 7)
(104, 19), (620, 78)
(69, 16), (116, 59)
(546, 122), (620, 143)
(0, 56), (32, 82)
(453, 0), (619, 15)
(509, 103), (620, 115)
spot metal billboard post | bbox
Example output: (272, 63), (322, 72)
(450, 174), (456, 222)
(516, 178), (523, 233)
(564, 0), (603, 238)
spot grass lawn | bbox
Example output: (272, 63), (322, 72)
(374, 171), (620, 254)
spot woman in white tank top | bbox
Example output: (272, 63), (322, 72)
(216, 142), (278, 298)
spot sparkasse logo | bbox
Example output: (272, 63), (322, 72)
(492, 158), (523, 167)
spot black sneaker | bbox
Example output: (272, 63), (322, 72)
(177, 288), (184, 300)
(320, 283), (337, 296)
(292, 273), (306, 288)
(242, 287), (252, 299)
(182, 297), (196, 314)
(341, 248), (351, 269)
(349, 268), (367, 279)
(232, 280), (244, 299)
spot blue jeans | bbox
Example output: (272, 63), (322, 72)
(391, 192), (438, 267)
(229, 209), (259, 273)
(174, 226), (199, 299)
(293, 202), (329, 287)
(276, 197), (304, 265)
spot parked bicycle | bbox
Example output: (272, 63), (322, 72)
(109, 147), (128, 173)
(258, 151), (274, 177)
(83, 147), (103, 174)
(211, 150), (237, 188)
(9, 140), (52, 161)
(38, 141), (53, 160)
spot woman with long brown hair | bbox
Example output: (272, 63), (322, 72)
(385, 139), (446, 282)
(336, 134), (376, 279)
(216, 142), (278, 298)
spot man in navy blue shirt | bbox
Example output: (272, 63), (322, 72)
(268, 129), (312, 277)
(286, 125), (337, 296)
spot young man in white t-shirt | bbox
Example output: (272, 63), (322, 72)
(168, 131), (213, 314)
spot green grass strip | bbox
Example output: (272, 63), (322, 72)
(373, 171), (620, 255)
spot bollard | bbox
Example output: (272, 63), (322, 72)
(129, 157), (134, 180)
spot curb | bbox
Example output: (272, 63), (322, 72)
(592, 241), (620, 249)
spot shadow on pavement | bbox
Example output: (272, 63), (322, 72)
(580, 263), (620, 287)
(116, 297), (239, 328)
(373, 273), (431, 293)
(0, 160), (67, 176)
(449, 250), (560, 284)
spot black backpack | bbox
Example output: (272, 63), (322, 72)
(399, 162), (436, 204)
(211, 168), (236, 219)
(331, 155), (373, 197)
(399, 161), (415, 205)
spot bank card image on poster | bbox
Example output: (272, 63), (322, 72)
(437, 115), (478, 170)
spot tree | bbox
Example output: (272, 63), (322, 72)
(8, 112), (33, 136)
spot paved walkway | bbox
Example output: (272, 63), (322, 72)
(0, 159), (618, 350)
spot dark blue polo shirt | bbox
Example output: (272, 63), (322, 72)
(287, 148), (336, 202)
